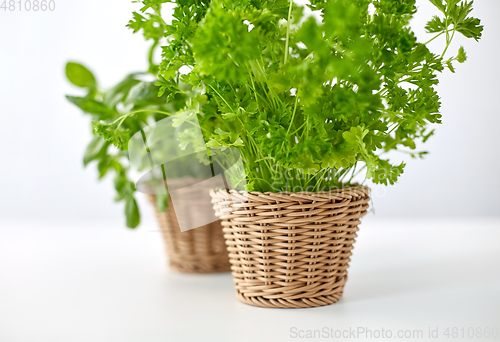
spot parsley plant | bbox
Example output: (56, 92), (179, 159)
(71, 0), (483, 224)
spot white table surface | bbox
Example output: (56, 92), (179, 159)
(1, 217), (499, 342)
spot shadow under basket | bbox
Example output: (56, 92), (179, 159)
(210, 187), (370, 308)
(147, 195), (230, 273)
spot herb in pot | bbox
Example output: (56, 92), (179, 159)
(94, 0), (482, 194)
(65, 1), (186, 227)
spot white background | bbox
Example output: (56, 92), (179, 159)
(0, 0), (499, 223)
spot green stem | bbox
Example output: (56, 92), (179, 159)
(284, 0), (294, 65)
(286, 94), (299, 135)
(440, 15), (456, 59)
(348, 162), (358, 183)
(247, 72), (261, 110)
(209, 85), (235, 113)
(153, 5), (168, 29)
(113, 109), (209, 134)
(424, 31), (445, 45)
(441, 28), (456, 59)
(148, 40), (159, 69)
(113, 109), (172, 129)
(352, 164), (367, 179)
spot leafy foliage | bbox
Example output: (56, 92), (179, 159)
(149, 0), (482, 191)
(65, 1), (186, 227)
(66, 62), (96, 88)
(80, 0), (483, 205)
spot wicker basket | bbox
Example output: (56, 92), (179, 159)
(210, 187), (370, 308)
(147, 194), (230, 273)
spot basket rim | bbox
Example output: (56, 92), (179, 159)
(210, 185), (370, 198)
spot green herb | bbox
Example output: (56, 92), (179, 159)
(156, 0), (482, 191)
(65, 1), (186, 227)
(90, 0), (483, 196)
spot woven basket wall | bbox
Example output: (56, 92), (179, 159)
(210, 187), (370, 308)
(147, 194), (230, 273)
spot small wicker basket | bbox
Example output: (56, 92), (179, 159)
(147, 195), (230, 273)
(210, 187), (370, 308)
